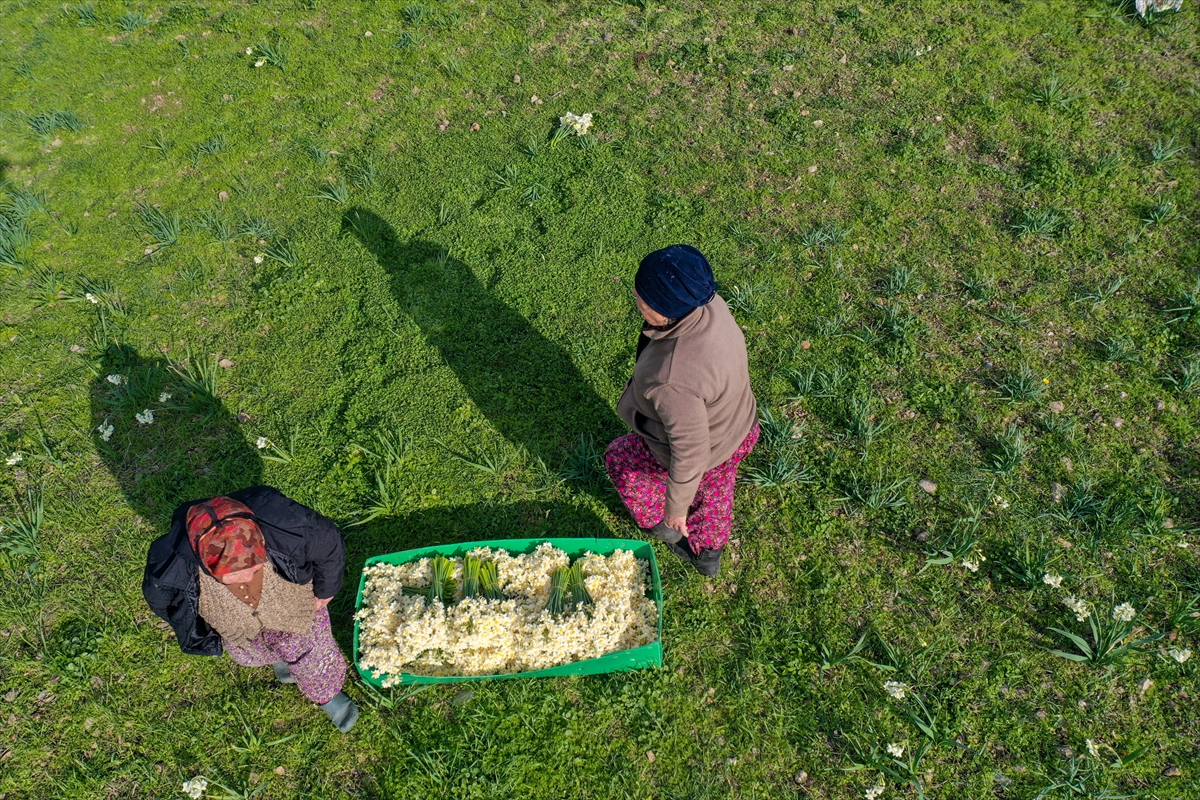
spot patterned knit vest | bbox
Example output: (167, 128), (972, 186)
(197, 562), (314, 647)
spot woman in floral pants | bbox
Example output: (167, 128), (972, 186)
(608, 245), (758, 576)
(143, 487), (359, 732)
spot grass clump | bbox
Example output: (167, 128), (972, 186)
(28, 110), (86, 136)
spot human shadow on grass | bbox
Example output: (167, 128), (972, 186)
(329, 499), (610, 646)
(341, 206), (625, 467)
(89, 344), (262, 532)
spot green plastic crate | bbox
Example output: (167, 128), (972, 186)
(353, 537), (664, 685)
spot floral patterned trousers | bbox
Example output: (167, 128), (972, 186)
(223, 607), (347, 705)
(605, 423), (759, 552)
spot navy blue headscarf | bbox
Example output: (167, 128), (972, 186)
(634, 244), (716, 320)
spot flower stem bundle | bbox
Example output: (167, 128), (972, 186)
(545, 566), (569, 616)
(462, 555), (483, 599)
(567, 563), (593, 610)
(479, 559), (504, 600)
(427, 555), (454, 604)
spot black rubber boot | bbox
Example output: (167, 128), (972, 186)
(693, 547), (723, 577)
(320, 692), (360, 733)
(664, 539), (723, 576)
(273, 661), (295, 684)
(645, 521), (684, 544)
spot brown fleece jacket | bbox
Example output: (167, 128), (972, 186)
(616, 295), (757, 517)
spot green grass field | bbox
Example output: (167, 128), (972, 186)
(2, 0), (1199, 796)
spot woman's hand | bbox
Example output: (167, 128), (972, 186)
(314, 596), (333, 611)
(664, 513), (688, 537)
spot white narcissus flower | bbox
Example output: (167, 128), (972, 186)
(106, 374), (126, 385)
(5, 452), (21, 466)
(256, 437), (269, 449)
(254, 254), (264, 264)
(85, 292), (98, 304)
(559, 111), (594, 136)
(992, 495), (1010, 509)
(962, 554), (985, 573)
(886, 742), (904, 758)
(1113, 603), (1136, 623)
(865, 783), (885, 800)
(182, 776), (208, 799)
(159, 392), (172, 402)
(135, 409), (155, 425)
(883, 681), (907, 700)
(245, 47), (253, 55)
(1086, 739), (1101, 759)
(1063, 596), (1091, 622)
(97, 421), (114, 442)
(255, 59), (266, 67)
(1135, 0), (1182, 18)
(1043, 573), (1063, 589)
(1168, 648), (1191, 663)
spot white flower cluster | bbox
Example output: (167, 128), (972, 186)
(182, 776), (208, 799)
(559, 112), (593, 136)
(1112, 602), (1136, 623)
(5, 452), (21, 466)
(865, 780), (886, 800)
(356, 544), (658, 683)
(1135, 0), (1182, 19)
(962, 552), (985, 573)
(883, 680), (908, 700)
(97, 420), (114, 441)
(886, 742), (904, 758)
(1063, 596), (1091, 622)
(1168, 647), (1191, 664)
(1043, 573), (1063, 589)
(135, 409), (155, 425)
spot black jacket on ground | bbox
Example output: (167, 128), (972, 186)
(142, 485), (346, 656)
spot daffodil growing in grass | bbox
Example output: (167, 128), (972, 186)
(181, 776), (207, 799)
(845, 692), (968, 800)
(921, 494), (987, 573)
(1047, 602), (1163, 666)
(552, 111), (594, 145)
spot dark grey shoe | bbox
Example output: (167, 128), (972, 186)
(664, 539), (723, 576)
(273, 661), (295, 684)
(694, 547), (723, 577)
(320, 692), (360, 733)
(645, 521), (684, 544)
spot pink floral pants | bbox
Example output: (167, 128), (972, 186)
(605, 423), (759, 552)
(223, 607), (347, 705)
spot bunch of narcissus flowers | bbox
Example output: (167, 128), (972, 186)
(356, 544), (658, 682)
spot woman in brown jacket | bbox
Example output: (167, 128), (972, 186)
(605, 245), (759, 576)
